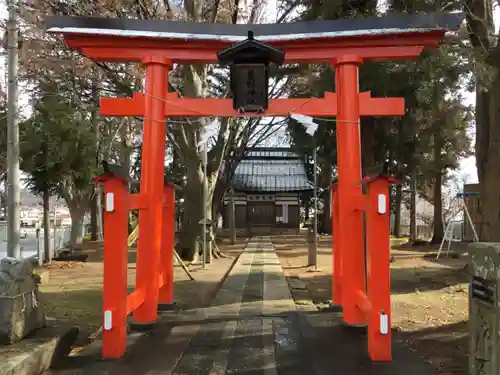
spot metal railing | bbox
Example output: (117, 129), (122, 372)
(0, 225), (74, 262)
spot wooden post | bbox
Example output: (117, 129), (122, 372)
(96, 173), (129, 358)
(335, 56), (366, 325)
(134, 57), (170, 325)
(332, 184), (342, 305)
(364, 175), (396, 361)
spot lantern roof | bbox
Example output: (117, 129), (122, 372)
(217, 31), (285, 66)
(46, 12), (464, 44)
(94, 161), (130, 184)
(102, 161), (130, 181)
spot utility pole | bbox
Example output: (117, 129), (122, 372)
(308, 147), (318, 270)
(202, 142), (208, 268)
(312, 147), (318, 266)
(6, 0), (21, 259)
(228, 187), (236, 245)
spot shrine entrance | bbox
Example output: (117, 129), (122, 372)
(248, 204), (275, 227)
(46, 12), (463, 362)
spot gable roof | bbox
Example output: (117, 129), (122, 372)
(45, 12), (464, 43)
(217, 31), (285, 65)
(232, 148), (314, 193)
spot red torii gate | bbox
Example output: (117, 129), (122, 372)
(46, 12), (463, 361)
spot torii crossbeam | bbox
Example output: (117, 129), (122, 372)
(100, 91), (404, 117)
(46, 11), (463, 361)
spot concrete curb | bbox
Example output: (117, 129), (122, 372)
(0, 325), (78, 375)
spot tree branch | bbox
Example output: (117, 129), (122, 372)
(276, 0), (301, 23)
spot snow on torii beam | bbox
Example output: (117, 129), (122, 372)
(46, 13), (464, 64)
(100, 92), (405, 117)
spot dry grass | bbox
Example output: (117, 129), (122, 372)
(272, 234), (469, 375)
(38, 238), (247, 340)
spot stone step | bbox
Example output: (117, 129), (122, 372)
(0, 325), (78, 375)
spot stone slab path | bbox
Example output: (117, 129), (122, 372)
(47, 236), (440, 375)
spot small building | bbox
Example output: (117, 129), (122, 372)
(222, 148), (314, 235)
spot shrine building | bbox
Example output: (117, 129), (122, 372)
(222, 148), (313, 235)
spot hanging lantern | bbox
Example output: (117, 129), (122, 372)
(217, 31), (285, 113)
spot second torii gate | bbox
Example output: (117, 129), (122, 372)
(46, 12), (463, 360)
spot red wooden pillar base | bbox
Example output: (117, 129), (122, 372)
(159, 183), (175, 309)
(364, 175), (398, 361)
(95, 174), (129, 359)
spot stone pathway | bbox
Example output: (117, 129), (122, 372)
(47, 237), (440, 375)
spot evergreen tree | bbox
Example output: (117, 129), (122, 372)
(21, 78), (99, 248)
(286, 0), (472, 241)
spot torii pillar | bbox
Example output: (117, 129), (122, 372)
(98, 67), (404, 327)
(133, 57), (171, 325)
(335, 55), (368, 325)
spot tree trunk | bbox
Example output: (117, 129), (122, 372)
(90, 69), (103, 242)
(394, 184), (402, 237)
(42, 187), (51, 262)
(96, 188), (103, 238)
(119, 123), (132, 234)
(68, 203), (86, 248)
(210, 151), (246, 235)
(90, 188), (103, 241)
(465, 0), (500, 241)
(431, 130), (444, 244)
(410, 168), (417, 242)
(101, 190), (106, 236)
(120, 123), (132, 174)
(431, 171), (444, 244)
(474, 71), (500, 241)
(90, 192), (97, 240)
(1, 173), (6, 219)
(177, 161), (205, 261)
(320, 161), (333, 234)
(212, 176), (229, 234)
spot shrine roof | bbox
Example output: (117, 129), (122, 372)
(232, 148), (314, 193)
(46, 12), (464, 43)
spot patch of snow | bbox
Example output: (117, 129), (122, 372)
(47, 27), (436, 43)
